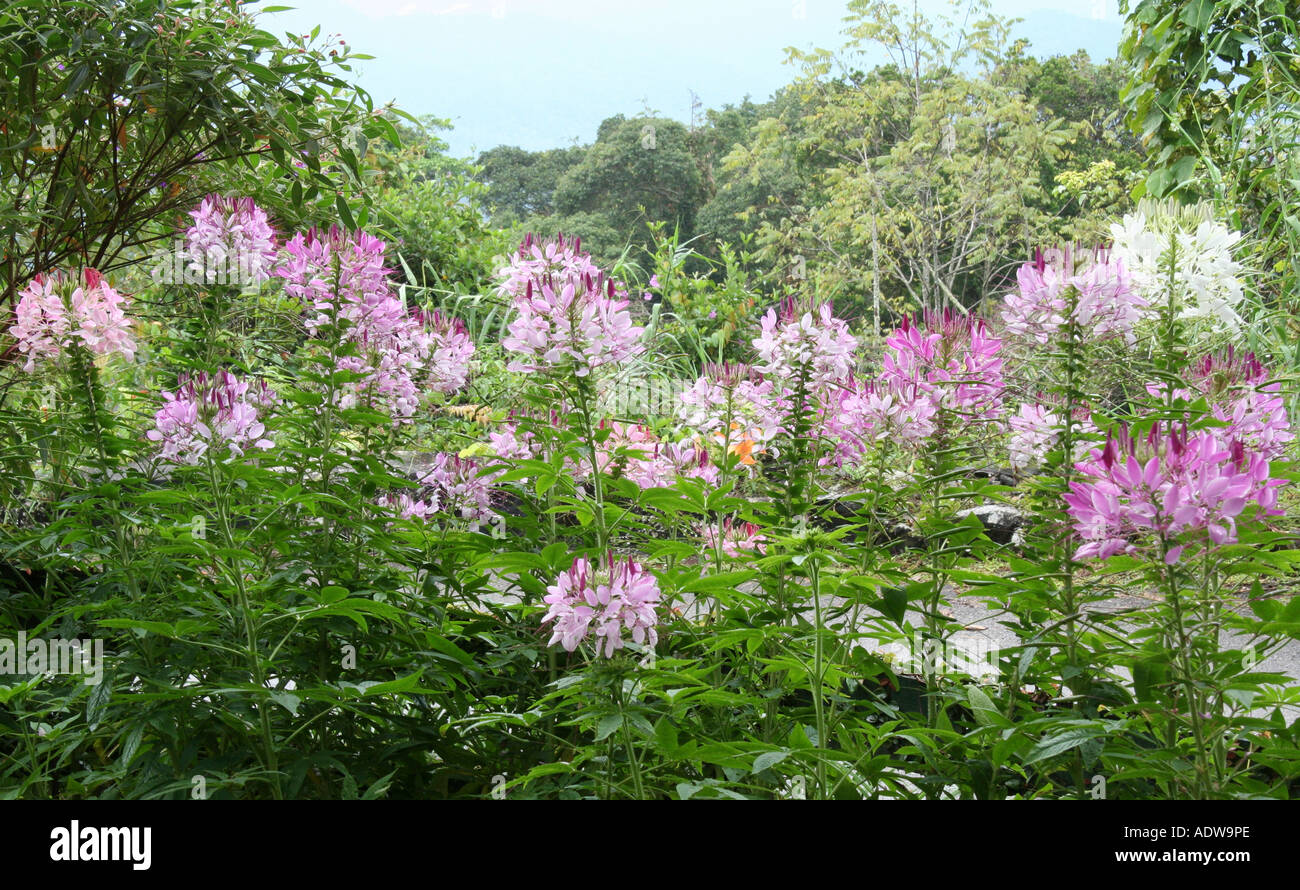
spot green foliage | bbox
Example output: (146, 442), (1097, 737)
(371, 117), (506, 292)
(0, 0), (392, 317)
(1118, 0), (1300, 306)
(552, 115), (707, 260)
(475, 144), (587, 226)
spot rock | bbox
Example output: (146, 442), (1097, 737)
(954, 504), (1029, 545)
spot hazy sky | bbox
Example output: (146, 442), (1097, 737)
(255, 0), (1125, 159)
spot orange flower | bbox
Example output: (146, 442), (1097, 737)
(730, 437), (757, 466)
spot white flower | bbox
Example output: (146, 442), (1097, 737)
(1109, 209), (1246, 338)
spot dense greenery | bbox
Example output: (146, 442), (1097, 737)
(0, 0), (1296, 802)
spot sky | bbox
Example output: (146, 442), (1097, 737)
(253, 0), (1125, 159)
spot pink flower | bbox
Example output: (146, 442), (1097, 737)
(502, 272), (644, 377)
(1009, 403), (1061, 471)
(9, 270), (136, 372)
(881, 310), (1004, 420)
(277, 226), (391, 320)
(541, 555), (662, 657)
(701, 519), (767, 559)
(185, 195), (277, 285)
(1150, 348), (1294, 463)
(1063, 422), (1285, 563)
(488, 421), (542, 462)
(10, 275), (70, 371)
(486, 407), (572, 466)
(677, 362), (785, 455)
(275, 227), (473, 421)
(752, 299), (858, 390)
(147, 370), (275, 465)
(1007, 398), (1099, 472)
(413, 309), (476, 395)
(828, 374), (938, 465)
(596, 422), (718, 488)
(495, 233), (615, 301)
(1001, 248), (1150, 345)
(382, 453), (499, 530)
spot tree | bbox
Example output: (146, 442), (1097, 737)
(738, 0), (1077, 324)
(553, 116), (707, 255)
(474, 144), (587, 226)
(0, 0), (395, 339)
(367, 116), (505, 291)
(1118, 0), (1300, 305)
(1021, 49), (1146, 243)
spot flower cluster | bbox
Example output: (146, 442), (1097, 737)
(827, 375), (938, 466)
(381, 453), (498, 530)
(502, 272), (644, 377)
(277, 226), (391, 323)
(594, 422), (718, 489)
(10, 270), (137, 372)
(418, 309), (476, 394)
(274, 227), (473, 421)
(499, 234), (643, 377)
(1149, 348), (1294, 463)
(1006, 401), (1099, 472)
(701, 518), (767, 559)
(185, 195), (277, 285)
(1064, 422), (1284, 563)
(541, 556), (662, 657)
(677, 362), (784, 466)
(752, 299), (858, 391)
(881, 310), (1004, 421)
(495, 233), (611, 301)
(1109, 209), (1246, 333)
(488, 421), (544, 462)
(1001, 249), (1149, 346)
(147, 370), (275, 465)
(1008, 403), (1061, 471)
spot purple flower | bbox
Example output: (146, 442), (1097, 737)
(500, 235), (644, 377)
(1150, 348), (1295, 463)
(677, 362), (784, 461)
(752, 299), (858, 390)
(541, 555), (662, 657)
(701, 519), (767, 559)
(495, 233), (614, 301)
(595, 422), (718, 488)
(275, 227), (473, 421)
(185, 195), (277, 285)
(828, 374), (938, 465)
(1063, 422), (1285, 563)
(382, 453), (499, 530)
(10, 270), (136, 372)
(1001, 248), (1150, 346)
(147, 370), (275, 465)
(276, 226), (391, 331)
(882, 310), (1004, 420)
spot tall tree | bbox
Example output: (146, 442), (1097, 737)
(0, 0), (393, 330)
(737, 0), (1077, 323)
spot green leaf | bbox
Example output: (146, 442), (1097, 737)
(966, 686), (1001, 727)
(270, 691), (301, 716)
(752, 750), (790, 774)
(86, 680), (111, 731)
(1024, 727), (1108, 765)
(335, 194), (356, 230)
(654, 718), (678, 755)
(594, 713), (623, 742)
